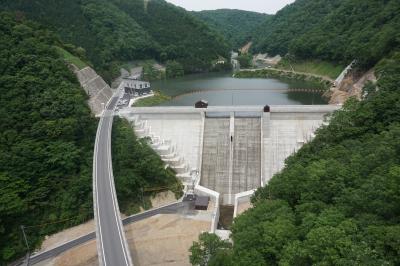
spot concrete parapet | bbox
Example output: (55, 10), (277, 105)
(194, 185), (220, 233)
(121, 105), (340, 116)
(233, 190), (256, 218)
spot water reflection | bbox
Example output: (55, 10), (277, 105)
(151, 72), (327, 106)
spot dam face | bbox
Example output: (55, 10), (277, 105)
(120, 105), (339, 207)
(232, 117), (261, 194)
(201, 118), (230, 200)
(199, 116), (262, 205)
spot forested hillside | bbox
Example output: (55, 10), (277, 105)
(193, 9), (269, 49)
(0, 13), (96, 262)
(0, 0), (229, 81)
(252, 0), (400, 68)
(0, 13), (181, 263)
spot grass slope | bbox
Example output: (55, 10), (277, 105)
(277, 59), (344, 80)
(55, 46), (87, 70)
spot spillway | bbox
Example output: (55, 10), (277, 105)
(200, 116), (262, 205)
(232, 117), (261, 194)
(200, 118), (230, 197)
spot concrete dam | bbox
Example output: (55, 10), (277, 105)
(120, 105), (339, 229)
(201, 116), (261, 205)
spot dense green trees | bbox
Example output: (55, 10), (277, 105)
(252, 0), (400, 68)
(193, 9), (269, 49)
(189, 232), (232, 266)
(112, 118), (182, 214)
(166, 61), (185, 79)
(0, 0), (230, 81)
(0, 13), (96, 262)
(0, 13), (182, 264)
(237, 54), (253, 68)
(191, 53), (400, 265)
(111, 0), (230, 74)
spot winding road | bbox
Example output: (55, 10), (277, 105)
(93, 95), (132, 266)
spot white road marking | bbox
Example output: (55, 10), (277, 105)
(105, 116), (130, 265)
(94, 116), (107, 266)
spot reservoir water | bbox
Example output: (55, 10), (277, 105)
(152, 72), (327, 106)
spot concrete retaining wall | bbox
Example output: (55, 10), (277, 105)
(76, 67), (114, 116)
(194, 185), (220, 233)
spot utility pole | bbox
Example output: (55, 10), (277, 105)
(140, 188), (145, 209)
(20, 225), (30, 266)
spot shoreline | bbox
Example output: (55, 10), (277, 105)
(234, 68), (333, 90)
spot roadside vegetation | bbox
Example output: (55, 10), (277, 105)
(55, 46), (88, 70)
(112, 118), (183, 214)
(133, 91), (171, 107)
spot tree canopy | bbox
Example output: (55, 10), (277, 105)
(252, 0), (400, 68)
(0, 0), (230, 81)
(0, 12), (96, 262)
(193, 9), (269, 50)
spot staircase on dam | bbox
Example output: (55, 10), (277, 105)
(201, 116), (261, 205)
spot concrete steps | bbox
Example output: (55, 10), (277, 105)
(131, 117), (192, 181)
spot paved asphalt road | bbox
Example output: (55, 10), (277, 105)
(93, 95), (132, 266)
(28, 201), (190, 265)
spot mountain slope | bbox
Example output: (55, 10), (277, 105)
(0, 11), (182, 263)
(253, 0), (400, 68)
(0, 0), (229, 80)
(0, 12), (96, 262)
(193, 9), (269, 49)
(109, 0), (230, 73)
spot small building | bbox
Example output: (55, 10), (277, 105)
(195, 100), (208, 108)
(123, 76), (151, 96)
(195, 196), (209, 211)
